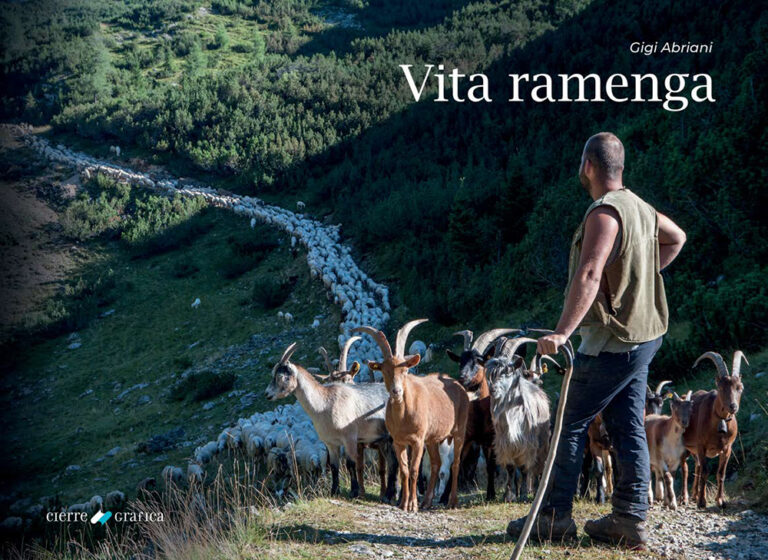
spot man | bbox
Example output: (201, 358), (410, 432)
(507, 132), (686, 548)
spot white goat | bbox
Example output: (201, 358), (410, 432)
(265, 342), (395, 500)
(485, 337), (551, 501)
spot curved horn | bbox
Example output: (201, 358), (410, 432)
(278, 342), (299, 365)
(317, 347), (333, 374)
(339, 336), (362, 371)
(453, 330), (474, 351)
(498, 337), (538, 361)
(654, 380), (672, 395)
(395, 318), (428, 357)
(312, 372), (330, 382)
(684, 390), (692, 401)
(351, 326), (393, 360)
(731, 350), (749, 378)
(693, 351), (730, 378)
(472, 328), (521, 354)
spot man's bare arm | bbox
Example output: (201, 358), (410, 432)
(537, 207), (620, 355)
(657, 211), (686, 270)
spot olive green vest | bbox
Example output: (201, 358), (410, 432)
(566, 188), (668, 343)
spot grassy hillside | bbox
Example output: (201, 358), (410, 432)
(0, 139), (343, 506)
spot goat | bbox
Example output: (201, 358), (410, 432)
(312, 336), (397, 501)
(444, 328), (519, 501)
(485, 337), (551, 502)
(646, 380), (673, 416)
(314, 336), (362, 384)
(422, 440), (454, 500)
(681, 351), (747, 508)
(579, 413), (614, 504)
(265, 342), (396, 501)
(353, 319), (469, 511)
(646, 391), (693, 510)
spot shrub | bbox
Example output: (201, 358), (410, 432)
(38, 268), (117, 337)
(122, 193), (207, 245)
(251, 275), (293, 309)
(61, 175), (131, 241)
(170, 370), (236, 402)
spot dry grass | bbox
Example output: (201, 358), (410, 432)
(6, 460), (665, 560)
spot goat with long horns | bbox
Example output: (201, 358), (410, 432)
(353, 319), (469, 512)
(681, 350), (747, 508)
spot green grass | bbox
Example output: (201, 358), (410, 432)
(1, 200), (341, 506)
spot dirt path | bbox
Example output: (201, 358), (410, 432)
(259, 497), (768, 559)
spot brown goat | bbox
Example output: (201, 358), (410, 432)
(314, 336), (362, 384)
(353, 319), (469, 512)
(646, 391), (693, 510)
(580, 413), (614, 504)
(445, 328), (518, 501)
(681, 351), (747, 508)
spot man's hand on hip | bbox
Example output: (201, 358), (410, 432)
(537, 333), (569, 356)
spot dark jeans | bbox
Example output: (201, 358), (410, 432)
(542, 336), (663, 521)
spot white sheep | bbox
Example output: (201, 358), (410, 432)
(187, 463), (205, 484)
(161, 466), (184, 487)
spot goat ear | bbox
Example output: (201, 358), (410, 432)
(403, 354), (421, 369)
(664, 391), (673, 399)
(446, 349), (461, 363)
(367, 361), (382, 371)
(482, 345), (496, 362)
(349, 361), (360, 377)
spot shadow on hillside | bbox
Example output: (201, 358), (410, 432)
(274, 523), (509, 549)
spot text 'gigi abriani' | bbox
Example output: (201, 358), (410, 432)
(399, 64), (715, 112)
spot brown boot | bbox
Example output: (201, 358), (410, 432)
(584, 513), (648, 549)
(506, 511), (578, 542)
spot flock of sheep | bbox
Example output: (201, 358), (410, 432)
(9, 124), (392, 379)
(1, 125), (750, 533)
(1, 124), (399, 528)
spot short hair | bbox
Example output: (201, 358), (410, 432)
(584, 132), (624, 180)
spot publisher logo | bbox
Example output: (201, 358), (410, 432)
(90, 510), (112, 525)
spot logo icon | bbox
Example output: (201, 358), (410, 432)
(90, 510), (113, 525)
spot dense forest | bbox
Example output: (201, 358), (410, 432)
(1, 0), (766, 376)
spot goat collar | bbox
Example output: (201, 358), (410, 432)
(713, 399), (733, 423)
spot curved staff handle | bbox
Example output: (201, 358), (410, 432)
(510, 342), (575, 560)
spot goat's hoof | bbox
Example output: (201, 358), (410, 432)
(717, 498), (726, 508)
(697, 501), (707, 509)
